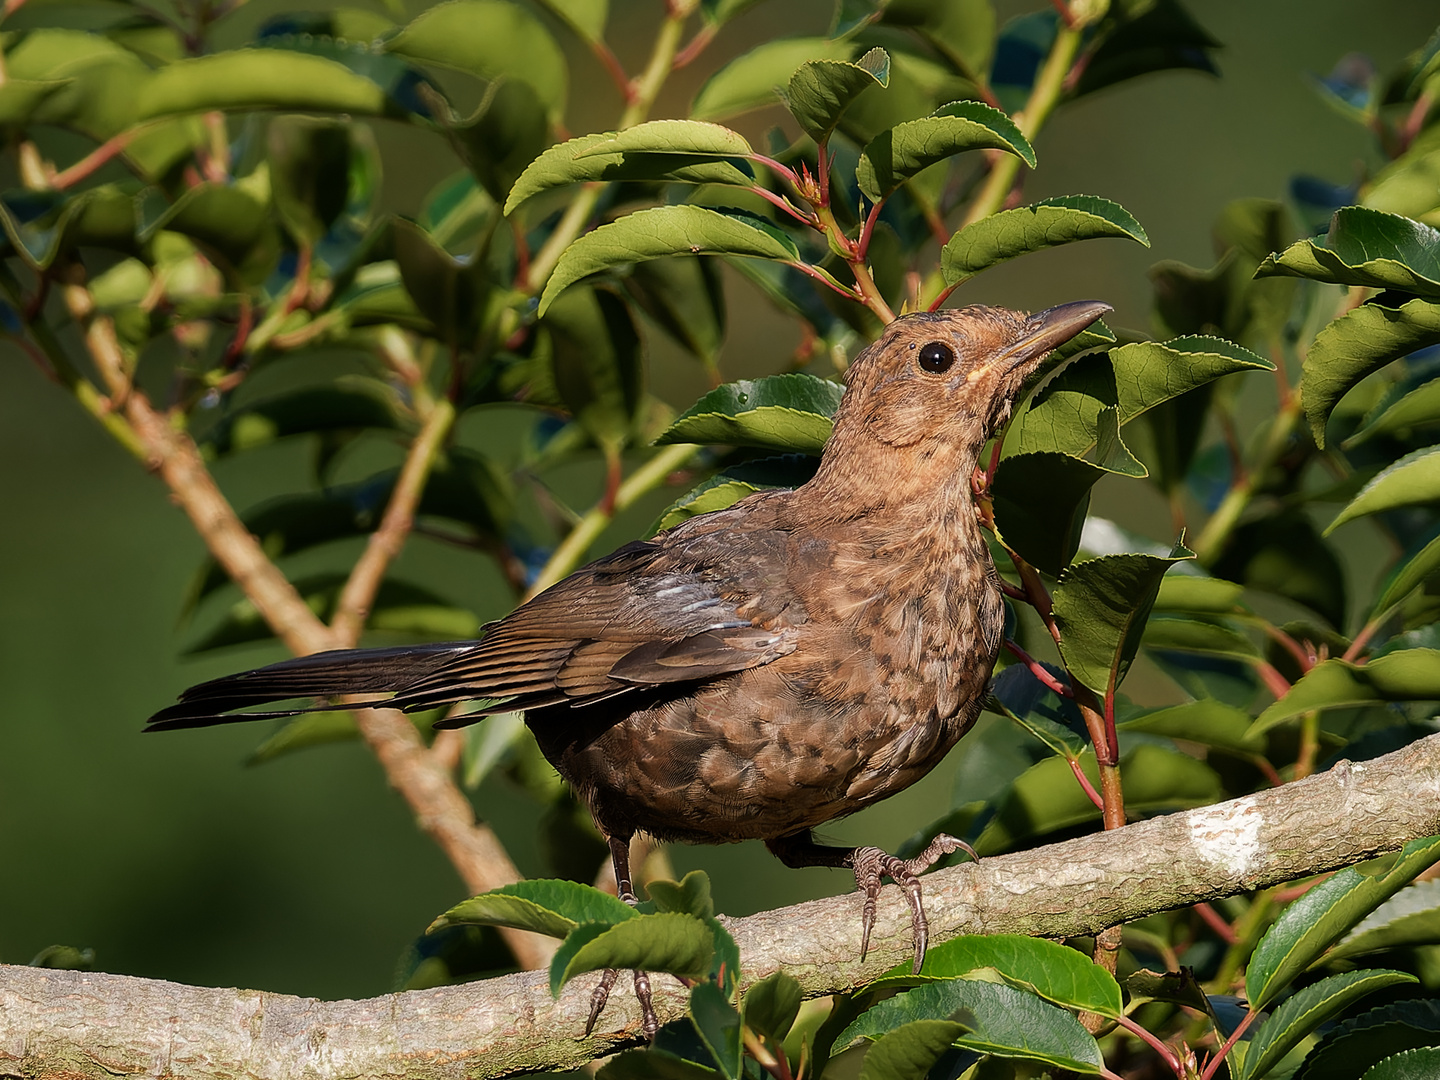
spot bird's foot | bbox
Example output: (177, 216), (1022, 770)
(849, 833), (977, 971)
(584, 967), (658, 1039)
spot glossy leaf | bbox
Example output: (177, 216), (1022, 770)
(1245, 836), (1440, 1010)
(689, 981), (743, 1080)
(1053, 542), (1195, 695)
(1373, 527), (1440, 614)
(975, 744), (1221, 854)
(247, 712), (359, 765)
(647, 871), (715, 920)
(433, 879), (638, 937)
(203, 382), (406, 456)
(743, 972), (804, 1043)
(856, 101), (1034, 202)
(1242, 969), (1417, 1080)
(1142, 614), (1261, 661)
(580, 120), (755, 160)
(542, 285), (643, 452)
(987, 662), (1087, 758)
(1073, 0), (1221, 97)
(1347, 376), (1440, 447)
(941, 195), (1149, 285)
(1302, 298), (1440, 445)
(1009, 337), (1272, 459)
(690, 38), (852, 121)
(384, 0), (568, 120)
(538, 205), (799, 315)
(1117, 699), (1261, 754)
(1328, 446), (1440, 533)
(918, 934), (1123, 1018)
(1295, 999), (1440, 1080)
(450, 79), (551, 204)
(597, 1045), (721, 1080)
(550, 913), (714, 995)
(536, 0), (607, 43)
(505, 129), (752, 214)
(655, 479), (762, 531)
(1153, 574), (1246, 614)
(392, 218), (492, 347)
(1252, 649), (1440, 734)
(836, 978), (1104, 1073)
(857, 1020), (968, 1080)
(786, 47), (890, 144)
(1256, 207), (1440, 296)
(1360, 1048), (1440, 1080)
(136, 50), (393, 121)
(656, 373), (842, 453)
(623, 256), (726, 363)
(1328, 879), (1440, 962)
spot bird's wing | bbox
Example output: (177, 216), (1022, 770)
(412, 516), (808, 719)
(147, 493), (807, 730)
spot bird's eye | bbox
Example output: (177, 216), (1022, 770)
(917, 341), (955, 374)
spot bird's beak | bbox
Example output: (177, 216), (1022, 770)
(988, 300), (1113, 374)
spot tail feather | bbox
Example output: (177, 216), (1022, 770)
(145, 642), (480, 731)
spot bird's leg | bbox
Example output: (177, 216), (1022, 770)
(585, 832), (660, 1040)
(766, 831), (977, 972)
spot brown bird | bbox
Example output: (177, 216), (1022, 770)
(147, 300), (1110, 1033)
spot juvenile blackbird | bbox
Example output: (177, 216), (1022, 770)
(148, 300), (1110, 1032)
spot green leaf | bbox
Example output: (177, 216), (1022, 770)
(992, 410), (1145, 576)
(580, 120), (755, 160)
(505, 129), (753, 214)
(538, 205), (799, 315)
(448, 79), (551, 204)
(1252, 649), (1440, 735)
(1328, 879), (1440, 962)
(655, 479), (761, 531)
(656, 373), (842, 453)
(1153, 575), (1246, 614)
(743, 972), (804, 1043)
(975, 744), (1221, 854)
(856, 101), (1035, 202)
(1211, 510), (1348, 629)
(0, 186), (139, 271)
(987, 662), (1087, 759)
(1053, 543), (1195, 695)
(623, 256), (727, 363)
(647, 871), (715, 920)
(384, 0), (568, 121)
(432, 879), (639, 937)
(689, 981), (743, 1080)
(542, 285), (643, 452)
(1142, 614), (1261, 661)
(1295, 1000), (1440, 1080)
(392, 218), (493, 348)
(535, 0), (608, 44)
(550, 913), (715, 995)
(837, 979), (1104, 1073)
(1117, 699), (1261, 754)
(142, 181), (277, 278)
(858, 1020), (969, 1080)
(1373, 527), (1440, 615)
(690, 38), (853, 121)
(1256, 207), (1440, 296)
(246, 711), (359, 765)
(203, 382), (406, 456)
(786, 47), (890, 144)
(1241, 970), (1417, 1080)
(1008, 337), (1272, 459)
(941, 195), (1149, 285)
(1072, 0), (1221, 97)
(1301, 298), (1440, 446)
(1361, 1048), (1440, 1080)
(1328, 446), (1440, 533)
(8, 31), (151, 139)
(0, 78), (68, 126)
(135, 49), (393, 121)
(918, 934), (1123, 1018)
(597, 1046), (722, 1080)
(1347, 376), (1440, 447)
(1245, 836), (1440, 1010)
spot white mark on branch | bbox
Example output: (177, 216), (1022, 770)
(1187, 797), (1262, 878)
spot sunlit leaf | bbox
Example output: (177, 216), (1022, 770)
(538, 205), (800, 315)
(690, 38), (852, 121)
(1256, 207), (1440, 296)
(941, 195), (1149, 285)
(786, 47), (890, 144)
(656, 373), (842, 453)
(550, 913), (714, 995)
(857, 1020), (968, 1080)
(856, 100), (1034, 202)
(1327, 446), (1440, 533)
(918, 934), (1123, 1018)
(431, 879), (638, 937)
(1328, 879), (1440, 963)
(1251, 649), (1440, 734)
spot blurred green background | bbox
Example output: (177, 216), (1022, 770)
(2, 0), (1437, 1000)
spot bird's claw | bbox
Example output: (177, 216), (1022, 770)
(849, 833), (977, 971)
(584, 967), (660, 1039)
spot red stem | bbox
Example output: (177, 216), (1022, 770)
(747, 153), (801, 192)
(788, 262), (864, 302)
(856, 198), (885, 260)
(1193, 901), (1239, 944)
(52, 132), (135, 189)
(747, 185), (819, 227)
(1200, 1005), (1260, 1080)
(1002, 639), (1074, 698)
(1252, 659), (1292, 702)
(672, 22), (716, 69)
(591, 40), (631, 98)
(1115, 1014), (1183, 1079)
(1069, 757), (1104, 810)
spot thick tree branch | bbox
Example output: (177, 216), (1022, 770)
(55, 285), (550, 971)
(5, 734), (1438, 1080)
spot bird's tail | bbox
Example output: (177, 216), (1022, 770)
(144, 642), (481, 731)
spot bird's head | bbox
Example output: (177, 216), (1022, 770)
(808, 301), (1111, 511)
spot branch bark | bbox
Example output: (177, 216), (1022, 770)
(6, 733), (1439, 1080)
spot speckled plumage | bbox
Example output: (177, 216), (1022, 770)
(148, 301), (1110, 1027)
